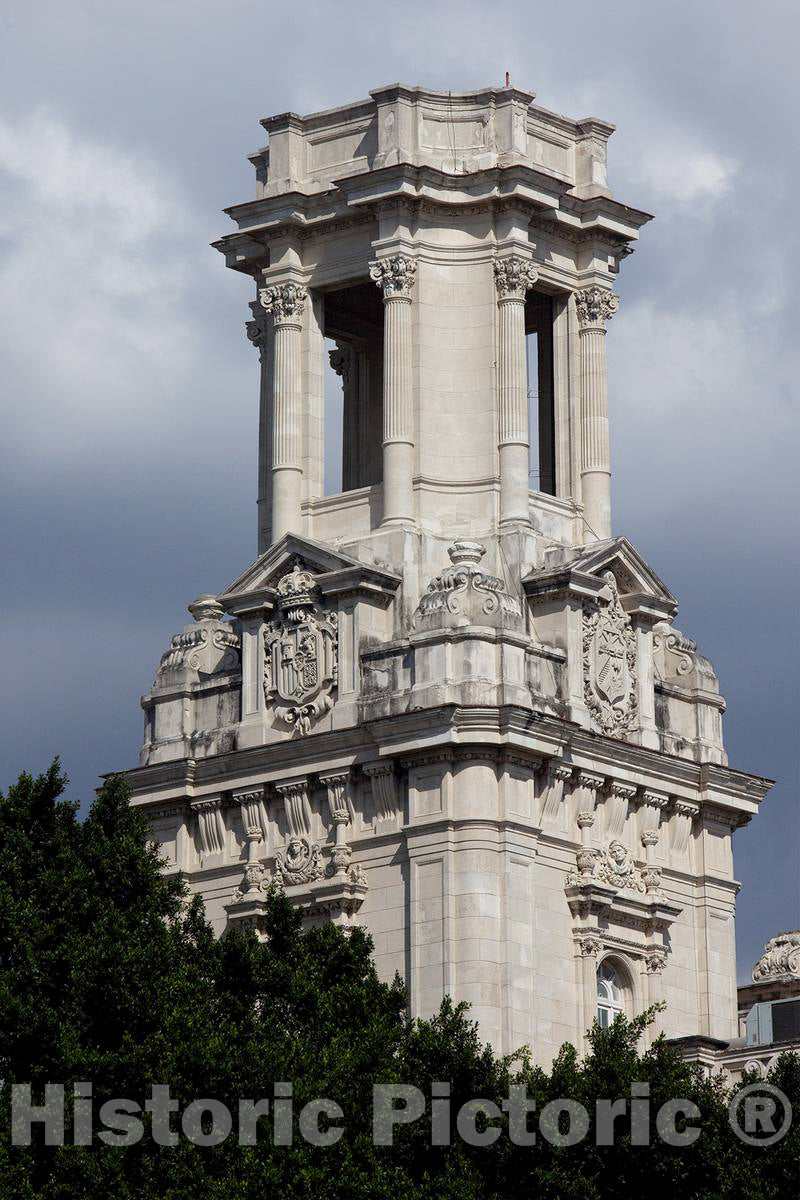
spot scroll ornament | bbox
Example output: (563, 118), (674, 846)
(413, 541), (522, 627)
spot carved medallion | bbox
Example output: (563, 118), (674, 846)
(567, 839), (650, 895)
(264, 562), (337, 735)
(583, 571), (638, 735)
(274, 836), (324, 886)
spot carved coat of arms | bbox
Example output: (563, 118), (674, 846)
(583, 571), (638, 735)
(264, 562), (337, 735)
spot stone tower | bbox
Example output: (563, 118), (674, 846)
(127, 84), (771, 1064)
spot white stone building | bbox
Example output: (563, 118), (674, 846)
(676, 931), (800, 1080)
(125, 84), (773, 1067)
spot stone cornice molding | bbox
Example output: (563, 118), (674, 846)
(369, 254), (416, 299)
(574, 284), (619, 330)
(500, 750), (544, 773)
(494, 254), (538, 301)
(608, 781), (637, 800)
(578, 771), (606, 790)
(231, 786), (265, 806)
(259, 281), (307, 324)
(549, 761), (574, 783)
(400, 749), (454, 770)
(125, 703), (770, 821)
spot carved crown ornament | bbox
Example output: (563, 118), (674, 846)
(263, 561), (338, 736)
(493, 254), (538, 300)
(369, 254), (417, 299)
(259, 281), (308, 323)
(574, 285), (620, 329)
(582, 571), (638, 736)
(413, 541), (522, 629)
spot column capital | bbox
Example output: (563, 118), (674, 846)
(577, 934), (603, 957)
(259, 281), (307, 325)
(245, 315), (270, 360)
(328, 344), (352, 383)
(494, 254), (538, 300)
(574, 285), (620, 330)
(369, 254), (416, 300)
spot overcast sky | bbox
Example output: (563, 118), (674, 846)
(0, 1), (797, 982)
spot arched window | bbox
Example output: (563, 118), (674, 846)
(596, 960), (627, 1028)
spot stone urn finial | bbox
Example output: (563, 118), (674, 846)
(447, 541), (486, 567)
(412, 540), (521, 628)
(188, 594), (224, 622)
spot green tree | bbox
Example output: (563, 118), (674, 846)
(0, 763), (797, 1198)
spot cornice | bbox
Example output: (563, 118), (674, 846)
(125, 703), (771, 820)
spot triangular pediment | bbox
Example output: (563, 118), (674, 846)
(525, 536), (678, 618)
(565, 537), (676, 605)
(219, 533), (400, 613)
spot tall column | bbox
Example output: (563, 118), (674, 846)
(329, 342), (355, 490)
(575, 285), (620, 541)
(258, 281), (307, 540)
(246, 303), (272, 554)
(369, 255), (416, 525)
(494, 255), (538, 524)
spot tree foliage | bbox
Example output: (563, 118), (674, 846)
(0, 764), (797, 1197)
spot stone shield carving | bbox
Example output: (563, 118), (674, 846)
(583, 571), (638, 735)
(264, 563), (337, 735)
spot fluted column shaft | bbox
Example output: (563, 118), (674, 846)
(259, 282), (307, 541)
(246, 305), (272, 554)
(494, 256), (538, 524)
(575, 286), (619, 541)
(370, 255), (416, 525)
